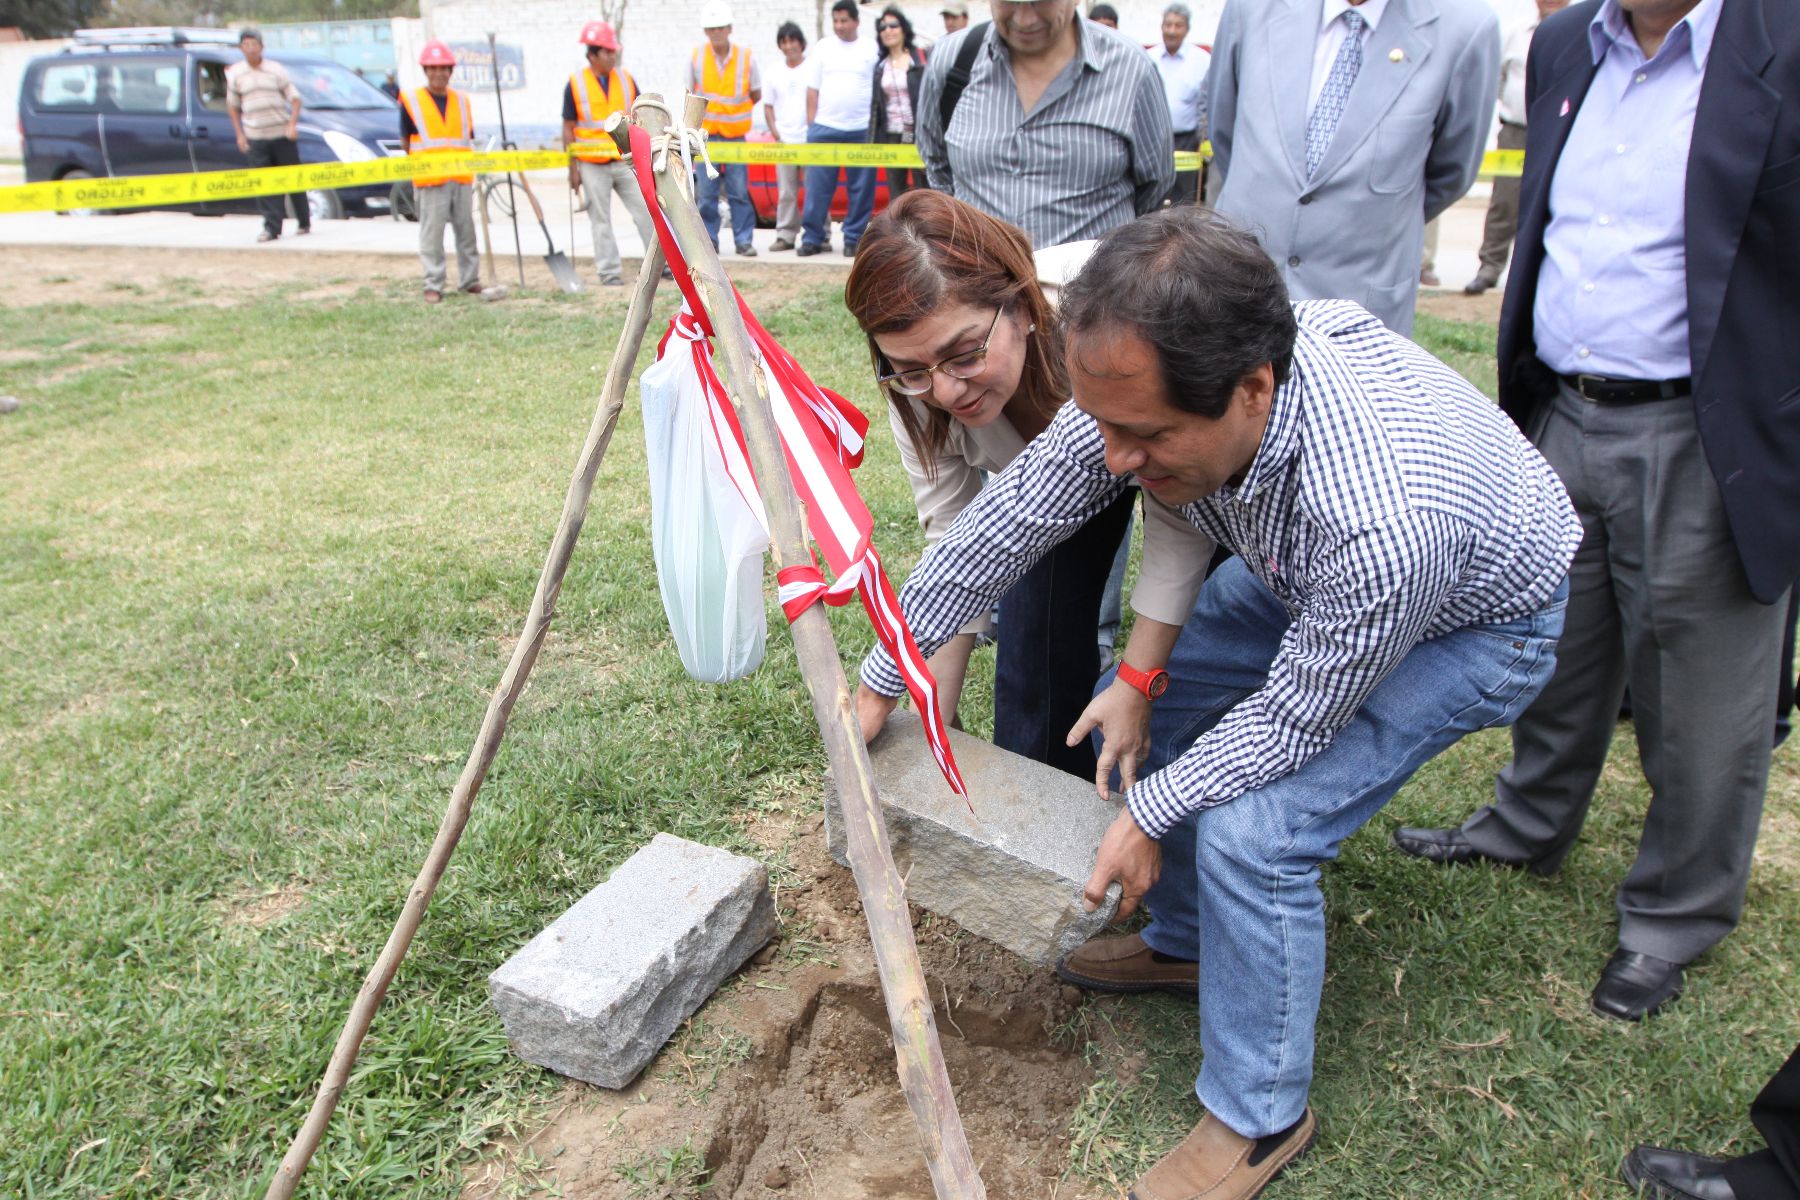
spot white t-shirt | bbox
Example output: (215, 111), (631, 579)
(807, 33), (878, 131)
(765, 58), (811, 143)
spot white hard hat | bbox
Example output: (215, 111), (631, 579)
(699, 1), (734, 28)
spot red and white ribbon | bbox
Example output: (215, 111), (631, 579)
(630, 125), (968, 801)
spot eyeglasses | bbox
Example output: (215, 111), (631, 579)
(876, 307), (1004, 396)
(878, 20), (903, 30)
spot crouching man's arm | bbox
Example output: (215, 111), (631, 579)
(857, 404), (1130, 740)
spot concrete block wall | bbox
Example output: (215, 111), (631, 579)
(1, 38), (71, 158)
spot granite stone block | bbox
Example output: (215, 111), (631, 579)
(825, 711), (1123, 965)
(488, 833), (776, 1089)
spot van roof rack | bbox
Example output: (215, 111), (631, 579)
(70, 27), (241, 49)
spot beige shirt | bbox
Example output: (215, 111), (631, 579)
(889, 396), (1215, 636)
(226, 58), (300, 139)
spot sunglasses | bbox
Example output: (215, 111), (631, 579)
(878, 21), (903, 30)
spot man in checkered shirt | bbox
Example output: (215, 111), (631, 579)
(857, 209), (1580, 1200)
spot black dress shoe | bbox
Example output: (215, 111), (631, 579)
(1621, 1145), (1736, 1199)
(1593, 949), (1685, 1021)
(796, 242), (824, 257)
(1390, 825), (1540, 870)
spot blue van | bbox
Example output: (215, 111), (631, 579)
(20, 26), (402, 220)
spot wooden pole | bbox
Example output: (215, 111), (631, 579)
(644, 94), (986, 1199)
(261, 130), (666, 1200)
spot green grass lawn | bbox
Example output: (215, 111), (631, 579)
(2, 279), (1794, 1199)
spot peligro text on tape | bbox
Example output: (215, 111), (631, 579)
(0, 142), (1523, 216)
(0, 149), (568, 215)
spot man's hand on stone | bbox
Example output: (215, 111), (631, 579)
(1084, 808), (1160, 920)
(1067, 678), (1153, 800)
(855, 683), (898, 744)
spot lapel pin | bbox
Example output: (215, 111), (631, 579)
(1560, 97), (1571, 116)
(1389, 47), (1405, 62)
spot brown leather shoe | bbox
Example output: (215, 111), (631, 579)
(1132, 1109), (1317, 1200)
(1055, 933), (1198, 995)
(423, 289), (442, 303)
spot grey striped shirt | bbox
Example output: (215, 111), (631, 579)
(861, 301), (1581, 836)
(917, 20), (1174, 247)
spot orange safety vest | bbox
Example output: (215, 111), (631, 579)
(568, 68), (636, 163)
(400, 86), (474, 187)
(693, 43), (753, 138)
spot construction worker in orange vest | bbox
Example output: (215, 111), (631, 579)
(563, 20), (658, 287)
(685, 1), (761, 258)
(399, 41), (480, 302)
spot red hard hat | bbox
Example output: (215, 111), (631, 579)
(579, 20), (619, 50)
(419, 40), (456, 67)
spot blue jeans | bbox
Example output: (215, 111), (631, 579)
(801, 123), (875, 250)
(697, 136), (755, 249)
(1107, 557), (1567, 1138)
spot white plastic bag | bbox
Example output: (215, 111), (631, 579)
(639, 331), (770, 683)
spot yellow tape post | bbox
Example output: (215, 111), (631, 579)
(0, 149), (568, 215)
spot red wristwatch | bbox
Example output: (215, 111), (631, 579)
(1117, 661), (1171, 699)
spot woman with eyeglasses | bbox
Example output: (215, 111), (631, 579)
(845, 189), (1210, 780)
(868, 6), (926, 196)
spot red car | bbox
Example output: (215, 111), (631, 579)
(744, 130), (894, 227)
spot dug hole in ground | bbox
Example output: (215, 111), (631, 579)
(466, 806), (1123, 1200)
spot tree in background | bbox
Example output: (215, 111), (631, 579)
(1, 0), (105, 39)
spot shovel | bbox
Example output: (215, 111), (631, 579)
(513, 170), (583, 294)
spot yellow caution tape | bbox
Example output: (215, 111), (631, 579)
(704, 141), (924, 168)
(1480, 148), (1525, 179)
(0, 149), (568, 215)
(0, 140), (1523, 215)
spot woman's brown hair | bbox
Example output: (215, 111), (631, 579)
(843, 190), (1066, 473)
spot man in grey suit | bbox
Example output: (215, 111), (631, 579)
(1206, 0), (1499, 334)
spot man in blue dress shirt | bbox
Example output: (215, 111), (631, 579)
(1394, 0), (1800, 1055)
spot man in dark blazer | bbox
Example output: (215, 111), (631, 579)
(1393, 0), (1798, 1027)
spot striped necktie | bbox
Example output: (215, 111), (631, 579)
(1306, 9), (1366, 177)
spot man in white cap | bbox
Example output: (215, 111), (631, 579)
(687, 0), (762, 256)
(941, 0), (970, 34)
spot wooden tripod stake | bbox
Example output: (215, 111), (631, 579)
(261, 125), (668, 1200)
(263, 95), (983, 1200)
(642, 95), (985, 1198)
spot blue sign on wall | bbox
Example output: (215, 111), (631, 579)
(449, 42), (526, 91)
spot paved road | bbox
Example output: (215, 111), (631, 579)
(0, 162), (1504, 292)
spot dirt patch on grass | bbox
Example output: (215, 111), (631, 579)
(463, 814), (1109, 1200)
(1416, 288), (1503, 325)
(0, 244), (839, 313)
(222, 881), (308, 928)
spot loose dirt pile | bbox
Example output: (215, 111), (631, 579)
(463, 813), (1115, 1200)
